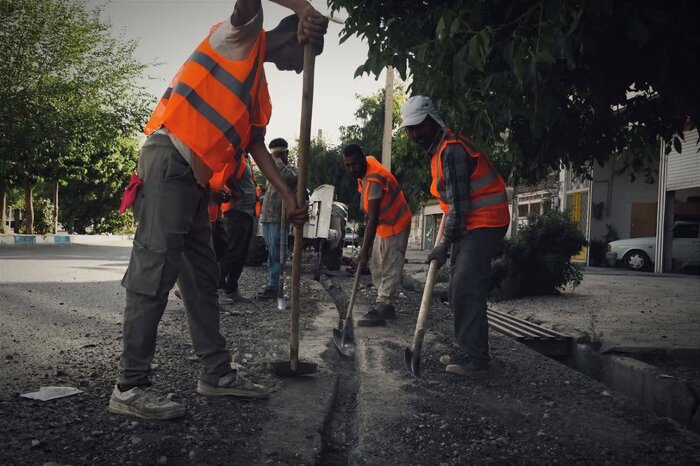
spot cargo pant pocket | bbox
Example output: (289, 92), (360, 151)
(121, 240), (168, 297)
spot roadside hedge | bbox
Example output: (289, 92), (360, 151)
(490, 209), (587, 300)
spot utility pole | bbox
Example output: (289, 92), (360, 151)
(381, 66), (394, 171)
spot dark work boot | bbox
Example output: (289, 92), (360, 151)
(376, 303), (396, 319)
(356, 308), (386, 327)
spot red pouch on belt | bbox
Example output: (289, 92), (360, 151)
(119, 172), (143, 214)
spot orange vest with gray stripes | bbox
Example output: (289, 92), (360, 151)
(430, 132), (510, 230)
(357, 156), (412, 238)
(144, 24), (271, 190)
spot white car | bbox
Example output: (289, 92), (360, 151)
(607, 221), (700, 271)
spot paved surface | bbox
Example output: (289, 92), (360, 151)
(2, 242), (700, 465)
(403, 247), (700, 350)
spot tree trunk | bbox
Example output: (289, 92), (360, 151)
(0, 179), (6, 233)
(24, 182), (34, 234)
(53, 181), (59, 234)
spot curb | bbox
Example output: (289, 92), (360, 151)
(0, 234), (134, 246)
(0, 234), (71, 245)
(570, 344), (700, 432)
(257, 279), (340, 465)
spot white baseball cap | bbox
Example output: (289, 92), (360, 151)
(399, 95), (446, 129)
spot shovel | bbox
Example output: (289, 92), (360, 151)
(404, 214), (446, 377)
(332, 263), (361, 357)
(277, 205), (287, 311)
(269, 43), (318, 377)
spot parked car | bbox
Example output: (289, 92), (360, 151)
(607, 221), (700, 271)
(344, 226), (358, 247)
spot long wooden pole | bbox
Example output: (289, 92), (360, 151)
(381, 66), (394, 171)
(290, 44), (316, 371)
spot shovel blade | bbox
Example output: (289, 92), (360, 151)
(277, 297), (286, 311)
(268, 360), (318, 377)
(403, 347), (421, 378)
(332, 327), (355, 358)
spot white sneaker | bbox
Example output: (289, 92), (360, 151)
(108, 386), (186, 420)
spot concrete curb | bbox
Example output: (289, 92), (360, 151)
(570, 344), (700, 432)
(0, 233), (134, 246)
(258, 279), (339, 465)
(0, 234), (71, 245)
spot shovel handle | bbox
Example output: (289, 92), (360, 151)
(279, 204), (286, 298)
(290, 44), (316, 370)
(410, 214), (446, 349)
(345, 261), (362, 322)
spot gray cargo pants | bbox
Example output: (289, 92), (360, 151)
(448, 226), (507, 364)
(118, 133), (231, 387)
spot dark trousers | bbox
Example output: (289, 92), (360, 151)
(222, 209), (254, 294)
(118, 134), (231, 387)
(211, 218), (227, 287)
(448, 226), (508, 364)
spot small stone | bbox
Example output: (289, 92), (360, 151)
(91, 430), (104, 437)
(188, 451), (196, 460)
(31, 439), (42, 448)
(440, 423), (449, 430)
(244, 353), (253, 359)
(5, 355), (12, 360)
(130, 436), (142, 445)
(601, 390), (611, 397)
(187, 355), (198, 362)
(157, 455), (167, 464)
(665, 446), (675, 453)
(543, 413), (550, 419)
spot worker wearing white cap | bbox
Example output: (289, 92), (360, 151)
(400, 95), (510, 377)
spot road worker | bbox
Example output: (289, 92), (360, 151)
(111, 0), (327, 420)
(343, 144), (412, 327)
(400, 96), (510, 377)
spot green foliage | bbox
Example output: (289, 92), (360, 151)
(59, 138), (139, 234)
(0, 0), (151, 232)
(330, 0), (699, 185)
(23, 197), (54, 235)
(490, 209), (587, 300)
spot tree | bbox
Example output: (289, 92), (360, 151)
(330, 0), (700, 184)
(0, 0), (150, 233)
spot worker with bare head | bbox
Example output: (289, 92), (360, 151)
(400, 95), (510, 377)
(343, 144), (412, 326)
(111, 0), (328, 421)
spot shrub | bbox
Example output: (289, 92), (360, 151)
(490, 209), (587, 300)
(23, 197), (55, 235)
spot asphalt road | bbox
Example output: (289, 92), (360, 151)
(0, 242), (133, 396)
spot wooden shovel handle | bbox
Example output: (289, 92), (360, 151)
(410, 214), (447, 348)
(290, 44), (316, 370)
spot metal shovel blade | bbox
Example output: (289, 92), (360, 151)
(332, 326), (355, 358)
(403, 347), (421, 378)
(277, 297), (286, 312)
(268, 360), (318, 377)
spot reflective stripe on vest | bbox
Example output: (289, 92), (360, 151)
(430, 131), (510, 231)
(144, 24), (271, 191)
(357, 156), (412, 237)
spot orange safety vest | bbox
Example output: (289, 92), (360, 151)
(357, 156), (412, 238)
(430, 131), (510, 230)
(254, 185), (262, 217)
(144, 24), (272, 191)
